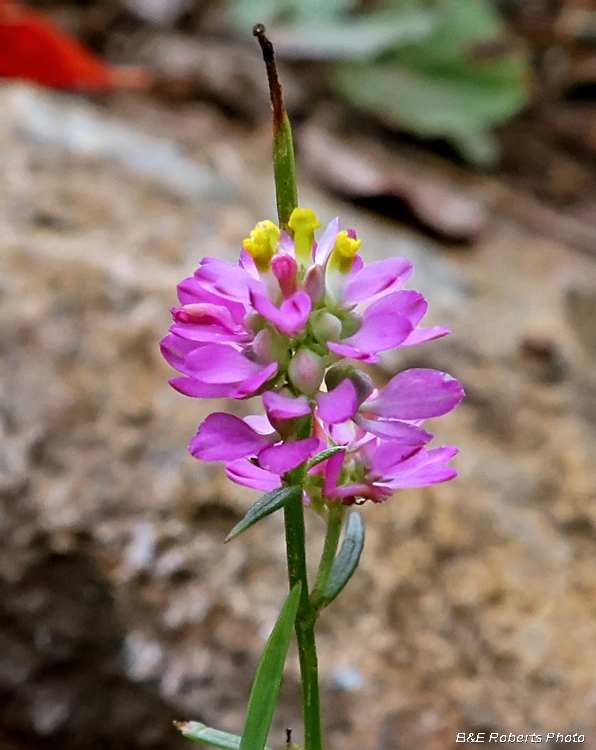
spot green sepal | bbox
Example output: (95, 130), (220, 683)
(174, 722), (272, 750)
(320, 511), (365, 606)
(306, 446), (345, 470)
(226, 487), (302, 542)
(239, 582), (302, 750)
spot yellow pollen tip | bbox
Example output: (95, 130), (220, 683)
(334, 231), (362, 259)
(242, 220), (280, 271)
(288, 208), (322, 266)
(329, 231), (362, 274)
(255, 220), (280, 252)
(288, 208), (322, 234)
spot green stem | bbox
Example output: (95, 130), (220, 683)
(311, 503), (345, 610)
(253, 24), (298, 233)
(283, 489), (323, 750)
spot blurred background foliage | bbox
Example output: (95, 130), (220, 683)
(229, 0), (529, 166)
(4, 0), (530, 168)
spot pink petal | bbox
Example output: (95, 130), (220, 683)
(342, 311), (412, 353)
(343, 257), (413, 305)
(384, 447), (459, 488)
(278, 230), (295, 255)
(323, 450), (346, 497)
(365, 369), (465, 420)
(263, 391), (312, 420)
(327, 341), (380, 363)
(250, 290), (312, 337)
(258, 437), (320, 474)
(304, 264), (325, 304)
(271, 254), (298, 298)
(327, 482), (392, 503)
(366, 290), (427, 325)
(169, 377), (232, 399)
(225, 459), (281, 491)
(314, 217), (340, 265)
(354, 415), (432, 444)
(370, 443), (423, 478)
(231, 361), (279, 398)
(317, 379), (359, 424)
(177, 278), (247, 323)
(239, 248), (260, 278)
(401, 326), (450, 346)
(189, 413), (272, 461)
(186, 344), (261, 384)
(195, 259), (255, 303)
(160, 333), (199, 375)
(244, 414), (275, 434)
(328, 421), (356, 446)
(169, 323), (245, 344)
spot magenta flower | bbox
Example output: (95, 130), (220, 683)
(191, 412), (320, 476)
(225, 413), (460, 503)
(321, 441), (459, 504)
(317, 369), (464, 440)
(161, 208), (451, 400)
(161, 205), (464, 505)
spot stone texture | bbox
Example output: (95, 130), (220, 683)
(1, 82), (596, 749)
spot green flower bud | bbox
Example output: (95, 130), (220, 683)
(310, 310), (342, 343)
(325, 364), (374, 404)
(288, 347), (324, 395)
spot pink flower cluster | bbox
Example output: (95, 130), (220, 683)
(161, 208), (464, 505)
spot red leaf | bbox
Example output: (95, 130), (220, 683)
(0, 1), (146, 92)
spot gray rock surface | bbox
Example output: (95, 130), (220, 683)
(1, 82), (596, 749)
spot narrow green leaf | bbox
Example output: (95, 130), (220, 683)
(174, 722), (273, 750)
(306, 446), (345, 470)
(270, 10), (436, 61)
(229, 0), (357, 30)
(323, 512), (365, 606)
(240, 583), (302, 750)
(226, 487), (301, 542)
(331, 0), (528, 166)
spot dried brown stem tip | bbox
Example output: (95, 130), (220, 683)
(253, 23), (285, 135)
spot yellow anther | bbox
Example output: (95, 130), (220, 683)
(256, 220), (280, 252)
(329, 231), (362, 274)
(242, 220), (280, 271)
(288, 208), (322, 266)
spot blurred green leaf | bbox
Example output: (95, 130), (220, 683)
(269, 9), (436, 61)
(175, 722), (272, 750)
(226, 487), (301, 542)
(320, 511), (365, 607)
(332, 0), (528, 166)
(230, 0), (357, 31)
(239, 583), (302, 750)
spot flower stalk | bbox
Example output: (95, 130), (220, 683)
(283, 484), (323, 750)
(168, 23), (464, 750)
(252, 24), (298, 233)
(312, 502), (345, 611)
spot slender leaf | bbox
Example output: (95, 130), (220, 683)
(239, 583), (302, 750)
(306, 446), (345, 470)
(270, 10), (436, 61)
(174, 722), (273, 750)
(226, 487), (301, 542)
(323, 512), (365, 606)
(332, 0), (528, 166)
(230, 0), (357, 30)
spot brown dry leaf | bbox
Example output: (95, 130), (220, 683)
(298, 122), (487, 241)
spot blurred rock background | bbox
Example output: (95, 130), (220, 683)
(2, 1), (596, 749)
